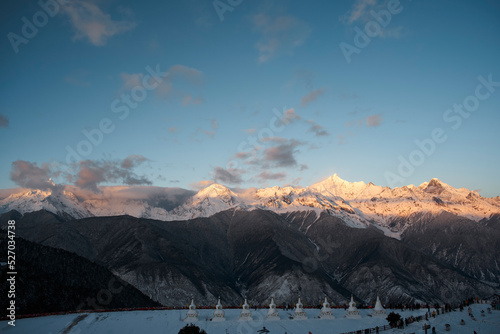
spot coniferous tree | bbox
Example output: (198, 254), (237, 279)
(178, 323), (207, 334)
(386, 312), (402, 327)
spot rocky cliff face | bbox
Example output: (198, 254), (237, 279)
(4, 207), (496, 307)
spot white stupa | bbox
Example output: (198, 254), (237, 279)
(345, 295), (361, 319)
(371, 296), (386, 317)
(293, 297), (307, 320)
(319, 297), (335, 319)
(239, 298), (253, 321)
(266, 297), (280, 320)
(184, 297), (198, 322)
(212, 297), (225, 322)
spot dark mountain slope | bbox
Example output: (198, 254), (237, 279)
(3, 209), (496, 307)
(402, 211), (500, 284)
(0, 231), (160, 315)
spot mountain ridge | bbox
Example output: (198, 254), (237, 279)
(3, 207), (498, 307)
(1, 175), (499, 238)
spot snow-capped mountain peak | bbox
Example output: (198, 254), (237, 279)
(167, 183), (239, 220)
(308, 174), (382, 201)
(1, 175), (499, 238)
(195, 183), (235, 201)
(0, 188), (91, 219)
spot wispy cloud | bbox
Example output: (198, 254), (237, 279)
(182, 94), (203, 106)
(338, 113), (383, 144)
(62, 1), (136, 46)
(301, 88), (325, 107)
(64, 69), (91, 87)
(119, 64), (205, 106)
(189, 180), (215, 190)
(169, 65), (205, 85)
(211, 119), (219, 130)
(340, 0), (405, 39)
(0, 114), (9, 128)
(73, 156), (151, 192)
(256, 171), (286, 182)
(10, 155), (152, 193)
(120, 72), (144, 90)
(263, 139), (303, 168)
(380, 26), (404, 39)
(202, 118), (219, 139)
(233, 136), (306, 171)
(243, 128), (257, 134)
(341, 0), (377, 24)
(282, 108), (301, 124)
(120, 154), (148, 169)
(253, 13), (311, 63)
(213, 166), (245, 184)
(366, 113), (383, 127)
(10, 160), (58, 191)
(306, 119), (329, 136)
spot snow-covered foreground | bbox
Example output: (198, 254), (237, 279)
(1, 304), (499, 334)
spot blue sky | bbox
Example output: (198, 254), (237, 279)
(1, 0), (499, 196)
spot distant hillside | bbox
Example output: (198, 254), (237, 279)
(0, 229), (161, 316)
(5, 208), (497, 307)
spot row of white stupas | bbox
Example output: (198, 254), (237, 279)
(184, 295), (386, 322)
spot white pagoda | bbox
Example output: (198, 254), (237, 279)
(212, 297), (225, 322)
(239, 298), (253, 321)
(319, 297), (335, 319)
(345, 295), (361, 319)
(371, 296), (386, 317)
(184, 297), (198, 322)
(266, 297), (280, 320)
(293, 297), (307, 320)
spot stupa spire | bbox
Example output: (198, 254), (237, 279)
(371, 295), (386, 317)
(319, 296), (335, 319)
(266, 297), (280, 320)
(345, 295), (361, 319)
(184, 296), (198, 322)
(293, 296), (307, 320)
(212, 297), (225, 322)
(239, 298), (253, 321)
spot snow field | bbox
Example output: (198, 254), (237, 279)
(1, 304), (498, 334)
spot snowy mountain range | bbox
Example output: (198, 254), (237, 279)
(1, 175), (499, 238)
(2, 175), (499, 307)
